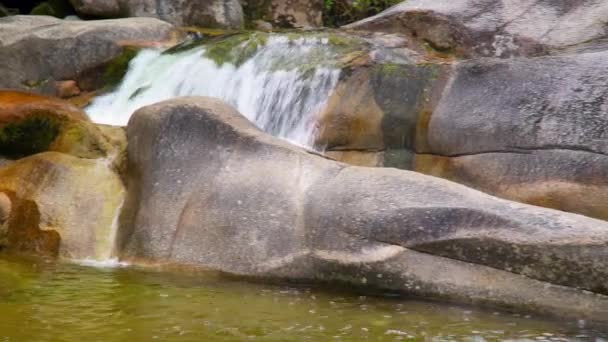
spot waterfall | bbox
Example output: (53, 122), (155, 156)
(86, 34), (342, 147)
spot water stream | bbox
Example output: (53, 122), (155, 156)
(1, 255), (606, 341)
(87, 34), (342, 147)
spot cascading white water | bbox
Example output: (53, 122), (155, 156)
(87, 35), (342, 147)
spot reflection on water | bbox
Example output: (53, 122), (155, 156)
(0, 255), (606, 341)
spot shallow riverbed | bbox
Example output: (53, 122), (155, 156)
(0, 255), (606, 341)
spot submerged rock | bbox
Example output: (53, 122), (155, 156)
(0, 15), (175, 94)
(415, 51), (608, 221)
(69, 0), (244, 29)
(119, 97), (608, 322)
(345, 0), (608, 58)
(0, 152), (125, 259)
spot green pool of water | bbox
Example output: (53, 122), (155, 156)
(0, 255), (606, 341)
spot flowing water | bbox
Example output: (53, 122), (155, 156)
(0, 255), (606, 341)
(87, 34), (343, 147)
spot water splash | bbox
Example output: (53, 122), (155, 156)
(87, 35), (342, 147)
(73, 258), (129, 268)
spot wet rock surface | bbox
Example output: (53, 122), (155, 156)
(119, 97), (608, 322)
(0, 152), (125, 259)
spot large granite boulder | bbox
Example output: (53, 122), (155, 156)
(345, 0), (608, 58)
(69, 0), (244, 29)
(0, 15), (174, 94)
(415, 50), (608, 221)
(0, 152), (125, 259)
(118, 97), (608, 322)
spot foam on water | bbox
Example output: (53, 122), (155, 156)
(86, 35), (341, 147)
(72, 258), (129, 268)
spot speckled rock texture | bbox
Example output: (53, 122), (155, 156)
(0, 152), (125, 259)
(345, 0), (608, 58)
(0, 15), (174, 94)
(244, 0), (323, 28)
(414, 50), (608, 221)
(119, 97), (608, 323)
(69, 0), (244, 28)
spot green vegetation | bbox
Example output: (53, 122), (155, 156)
(30, 0), (74, 18)
(202, 32), (269, 67)
(0, 4), (9, 17)
(164, 30), (368, 74)
(323, 0), (402, 27)
(0, 116), (62, 158)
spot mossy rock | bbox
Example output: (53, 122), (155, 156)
(163, 30), (369, 72)
(0, 90), (117, 160)
(204, 32), (269, 67)
(101, 47), (140, 89)
(0, 115), (63, 159)
(164, 32), (269, 67)
(50, 120), (116, 159)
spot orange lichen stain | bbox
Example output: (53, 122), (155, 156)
(0, 90), (88, 124)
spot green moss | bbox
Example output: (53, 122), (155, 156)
(0, 116), (63, 158)
(378, 63), (404, 76)
(203, 33), (269, 67)
(50, 121), (109, 159)
(164, 30), (368, 75)
(164, 29), (233, 55)
(102, 47), (139, 90)
(22, 79), (49, 89)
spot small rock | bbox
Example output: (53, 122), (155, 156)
(253, 20), (272, 32)
(55, 80), (81, 98)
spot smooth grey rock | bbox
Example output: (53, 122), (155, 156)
(345, 0), (608, 57)
(119, 97), (608, 322)
(69, 0), (121, 17)
(411, 50), (608, 222)
(427, 51), (608, 156)
(69, 0), (244, 29)
(413, 49), (608, 219)
(0, 15), (174, 94)
(414, 150), (608, 221)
